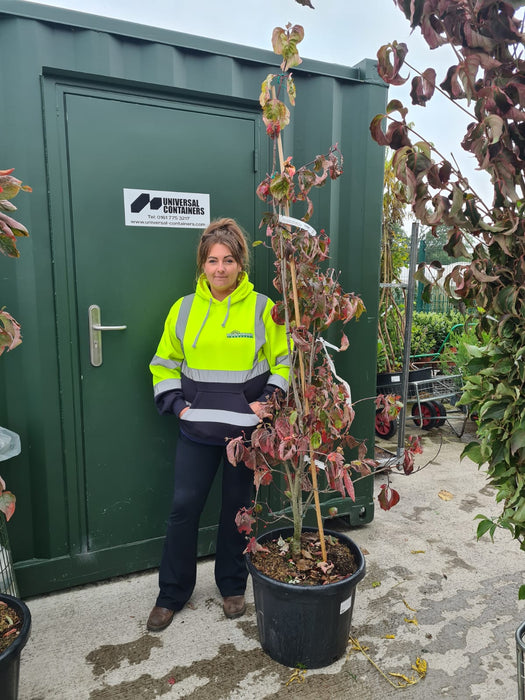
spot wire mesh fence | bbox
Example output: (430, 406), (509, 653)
(0, 512), (19, 596)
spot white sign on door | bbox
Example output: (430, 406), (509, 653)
(123, 188), (210, 228)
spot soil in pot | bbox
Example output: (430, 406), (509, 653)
(0, 601), (22, 655)
(250, 530), (358, 585)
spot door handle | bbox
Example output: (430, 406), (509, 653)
(88, 304), (127, 367)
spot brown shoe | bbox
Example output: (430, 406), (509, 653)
(222, 595), (246, 619)
(147, 606), (176, 632)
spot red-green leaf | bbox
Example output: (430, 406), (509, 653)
(244, 537), (269, 554)
(0, 491), (15, 521)
(376, 42), (409, 86)
(410, 68), (436, 106)
(378, 484), (400, 511)
(343, 472), (355, 501)
(235, 507), (255, 535)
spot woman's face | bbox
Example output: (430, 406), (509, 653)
(203, 242), (242, 300)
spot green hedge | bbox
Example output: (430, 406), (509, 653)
(410, 310), (465, 357)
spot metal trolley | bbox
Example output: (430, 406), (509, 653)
(408, 372), (468, 437)
(375, 369), (467, 439)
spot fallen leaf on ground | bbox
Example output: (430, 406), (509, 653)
(413, 657), (427, 677)
(438, 490), (454, 501)
(286, 668), (307, 686)
(411, 550), (425, 554)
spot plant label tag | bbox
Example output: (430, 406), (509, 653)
(391, 375), (401, 383)
(340, 595), (353, 615)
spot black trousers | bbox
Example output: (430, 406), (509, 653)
(156, 431), (254, 610)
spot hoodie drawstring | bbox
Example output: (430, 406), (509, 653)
(192, 295), (233, 348)
(192, 298), (212, 348)
(221, 296), (231, 328)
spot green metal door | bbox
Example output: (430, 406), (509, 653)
(46, 83), (261, 577)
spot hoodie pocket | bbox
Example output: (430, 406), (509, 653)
(180, 389), (259, 426)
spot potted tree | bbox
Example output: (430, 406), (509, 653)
(0, 168), (32, 699)
(226, 24), (417, 668)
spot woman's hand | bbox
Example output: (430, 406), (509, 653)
(249, 401), (272, 420)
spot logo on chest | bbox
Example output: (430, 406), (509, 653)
(226, 330), (254, 339)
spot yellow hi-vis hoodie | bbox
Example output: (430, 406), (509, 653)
(150, 272), (290, 444)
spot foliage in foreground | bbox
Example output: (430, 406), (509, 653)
(0, 167), (30, 520)
(370, 0), (525, 566)
(0, 169), (30, 357)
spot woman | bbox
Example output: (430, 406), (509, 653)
(147, 217), (290, 632)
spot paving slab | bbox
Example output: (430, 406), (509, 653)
(17, 421), (525, 699)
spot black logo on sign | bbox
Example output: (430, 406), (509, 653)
(130, 193), (162, 213)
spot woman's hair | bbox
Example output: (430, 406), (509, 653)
(196, 218), (250, 276)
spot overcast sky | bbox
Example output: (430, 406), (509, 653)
(25, 0), (493, 208)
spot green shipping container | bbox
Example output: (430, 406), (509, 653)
(0, 0), (387, 596)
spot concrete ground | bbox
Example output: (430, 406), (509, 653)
(17, 419), (525, 699)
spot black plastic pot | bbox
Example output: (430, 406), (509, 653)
(0, 594), (31, 700)
(246, 527), (365, 668)
(376, 367), (432, 393)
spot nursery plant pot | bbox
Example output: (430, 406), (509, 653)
(376, 367), (432, 393)
(246, 526), (365, 668)
(0, 594), (31, 700)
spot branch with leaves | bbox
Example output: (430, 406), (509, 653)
(371, 1), (525, 569)
(0, 167), (31, 521)
(0, 168), (31, 356)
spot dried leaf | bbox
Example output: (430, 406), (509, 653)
(404, 617), (418, 626)
(389, 672), (413, 682)
(438, 490), (454, 501)
(297, 559), (313, 572)
(286, 668), (307, 686)
(316, 560), (334, 575)
(413, 657), (428, 678)
(277, 536), (289, 554)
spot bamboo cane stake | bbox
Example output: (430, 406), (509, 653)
(273, 87), (327, 560)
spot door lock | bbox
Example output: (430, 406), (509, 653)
(88, 304), (127, 366)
